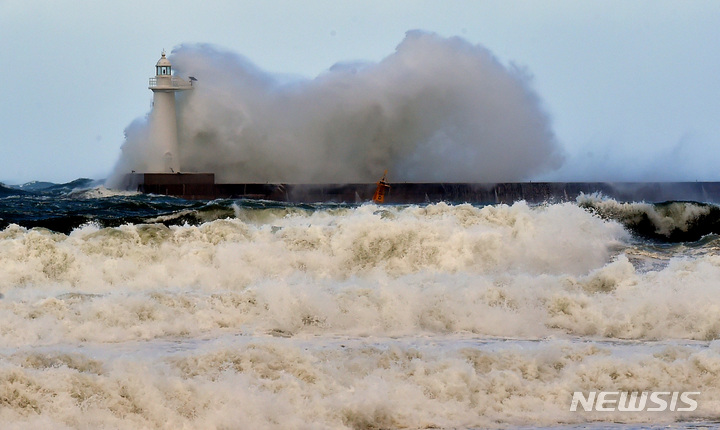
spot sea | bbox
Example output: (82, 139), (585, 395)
(1, 178), (719, 429)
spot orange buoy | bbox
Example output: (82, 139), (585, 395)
(372, 170), (391, 203)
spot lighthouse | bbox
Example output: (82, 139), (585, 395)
(148, 51), (193, 172)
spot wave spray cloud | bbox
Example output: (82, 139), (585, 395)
(108, 31), (563, 186)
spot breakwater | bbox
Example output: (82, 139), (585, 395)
(125, 173), (720, 203)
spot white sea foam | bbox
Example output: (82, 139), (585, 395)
(1, 337), (719, 429)
(66, 186), (141, 199)
(0, 202), (717, 345)
(1, 202), (719, 428)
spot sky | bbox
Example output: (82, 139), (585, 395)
(1, 0), (719, 184)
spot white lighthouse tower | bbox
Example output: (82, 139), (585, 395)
(148, 51), (193, 172)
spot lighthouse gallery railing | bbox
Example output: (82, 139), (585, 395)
(148, 76), (192, 89)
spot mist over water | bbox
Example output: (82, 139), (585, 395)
(108, 31), (563, 185)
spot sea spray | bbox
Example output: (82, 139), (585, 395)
(107, 32), (563, 186)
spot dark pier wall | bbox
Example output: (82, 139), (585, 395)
(126, 174), (720, 204)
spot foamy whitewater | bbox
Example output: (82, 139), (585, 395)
(1, 185), (719, 429)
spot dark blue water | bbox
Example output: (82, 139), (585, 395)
(0, 179), (344, 234)
(3, 178), (720, 244)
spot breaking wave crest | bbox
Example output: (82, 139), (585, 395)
(2, 201), (720, 428)
(2, 202), (720, 345)
(578, 194), (720, 242)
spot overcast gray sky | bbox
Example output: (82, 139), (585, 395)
(1, 0), (719, 184)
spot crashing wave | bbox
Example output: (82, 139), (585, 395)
(577, 193), (720, 241)
(66, 186), (141, 199)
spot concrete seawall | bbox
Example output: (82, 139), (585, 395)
(125, 173), (720, 204)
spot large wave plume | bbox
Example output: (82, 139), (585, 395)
(108, 31), (563, 186)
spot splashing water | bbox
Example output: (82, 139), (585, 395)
(107, 31), (563, 186)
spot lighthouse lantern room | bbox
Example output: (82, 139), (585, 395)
(157, 52), (171, 76)
(148, 51), (193, 173)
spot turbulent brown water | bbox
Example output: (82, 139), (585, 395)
(1, 182), (719, 428)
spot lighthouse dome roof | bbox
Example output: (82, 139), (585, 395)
(156, 52), (171, 67)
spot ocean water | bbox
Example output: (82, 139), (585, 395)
(1, 180), (720, 429)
